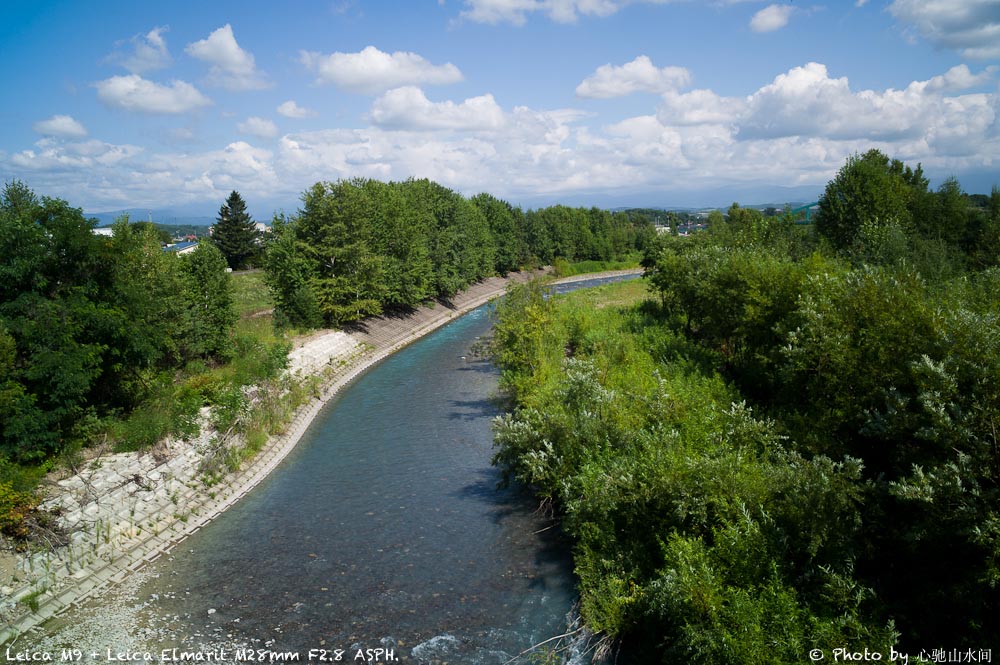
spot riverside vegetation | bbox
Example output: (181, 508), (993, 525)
(489, 150), (1000, 662)
(0, 177), (651, 545)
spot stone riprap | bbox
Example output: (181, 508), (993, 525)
(0, 269), (558, 644)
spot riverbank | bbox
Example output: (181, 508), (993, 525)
(0, 270), (543, 642)
(0, 267), (642, 644)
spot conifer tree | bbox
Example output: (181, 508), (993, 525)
(212, 190), (258, 269)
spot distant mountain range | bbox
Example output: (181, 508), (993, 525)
(86, 208), (216, 228)
(511, 183), (826, 212)
(84, 186), (828, 227)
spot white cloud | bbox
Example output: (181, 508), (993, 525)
(369, 87), (506, 131)
(657, 88), (746, 126)
(4, 139), (280, 210)
(277, 100), (317, 119)
(33, 115), (88, 138)
(185, 24), (270, 91)
(459, 0), (673, 25)
(889, 0), (1000, 60)
(11, 138), (142, 172)
(576, 56), (691, 98)
(106, 26), (172, 74)
(919, 64), (997, 93)
(736, 62), (998, 147)
(750, 4), (795, 32)
(300, 46), (463, 94)
(94, 75), (212, 114)
(169, 127), (198, 143)
(238, 117), (279, 139)
(8, 61), (999, 214)
(460, 0), (552, 25)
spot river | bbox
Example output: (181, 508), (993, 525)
(25, 275), (638, 663)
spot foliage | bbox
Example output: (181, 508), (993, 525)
(492, 154), (1000, 661)
(552, 255), (641, 277)
(230, 270), (273, 318)
(211, 190), (259, 270)
(0, 182), (245, 463)
(179, 240), (238, 359)
(264, 177), (651, 327)
(491, 281), (896, 662)
(0, 481), (41, 540)
(815, 149), (923, 252)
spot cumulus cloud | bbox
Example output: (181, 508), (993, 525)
(889, 0), (1000, 59)
(106, 26), (172, 73)
(369, 87), (506, 131)
(238, 116), (279, 139)
(94, 75), (212, 114)
(737, 63), (911, 140)
(750, 4), (795, 32)
(11, 138), (142, 172)
(645, 61), (999, 163)
(576, 56), (691, 98)
(9, 60), (999, 214)
(276, 106), (590, 195)
(185, 24), (270, 90)
(460, 0), (671, 25)
(300, 46), (463, 94)
(33, 115), (88, 138)
(3, 139), (280, 210)
(277, 100), (317, 118)
(918, 63), (997, 93)
(657, 88), (746, 126)
(736, 62), (998, 149)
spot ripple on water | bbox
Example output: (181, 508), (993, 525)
(23, 277), (639, 662)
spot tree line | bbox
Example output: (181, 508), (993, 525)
(490, 150), (1000, 662)
(263, 178), (653, 327)
(0, 181), (236, 464)
(0, 177), (651, 467)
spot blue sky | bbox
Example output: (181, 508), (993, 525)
(1, 0), (998, 217)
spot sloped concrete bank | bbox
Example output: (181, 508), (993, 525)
(0, 270), (557, 644)
(0, 267), (642, 644)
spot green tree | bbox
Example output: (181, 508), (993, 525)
(263, 215), (322, 329)
(296, 180), (387, 323)
(471, 193), (526, 274)
(96, 216), (185, 406)
(180, 240), (237, 359)
(815, 149), (916, 252)
(212, 191), (259, 270)
(0, 183), (108, 459)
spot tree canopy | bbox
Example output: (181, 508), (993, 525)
(265, 177), (652, 327)
(492, 153), (1000, 661)
(0, 182), (236, 462)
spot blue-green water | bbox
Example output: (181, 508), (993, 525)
(40, 275), (638, 662)
(141, 305), (573, 661)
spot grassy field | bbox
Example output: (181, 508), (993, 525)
(231, 270), (274, 318)
(557, 276), (651, 309)
(552, 254), (642, 277)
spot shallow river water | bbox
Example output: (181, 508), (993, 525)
(27, 275), (638, 663)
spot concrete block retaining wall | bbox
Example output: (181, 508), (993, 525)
(0, 269), (557, 645)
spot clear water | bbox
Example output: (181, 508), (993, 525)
(31, 275), (639, 662)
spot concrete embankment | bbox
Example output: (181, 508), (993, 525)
(0, 267), (641, 644)
(0, 270), (554, 643)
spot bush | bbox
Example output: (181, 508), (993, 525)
(0, 481), (39, 540)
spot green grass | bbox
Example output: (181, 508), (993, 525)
(556, 277), (651, 309)
(231, 270), (274, 318)
(552, 255), (642, 277)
